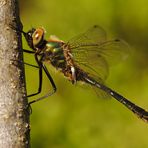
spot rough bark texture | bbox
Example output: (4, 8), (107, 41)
(0, 0), (30, 147)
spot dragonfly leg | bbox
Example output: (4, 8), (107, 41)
(15, 48), (35, 54)
(11, 49), (36, 67)
(23, 62), (39, 68)
(29, 64), (57, 105)
(22, 49), (38, 68)
(27, 54), (43, 98)
(12, 59), (39, 68)
(23, 49), (35, 54)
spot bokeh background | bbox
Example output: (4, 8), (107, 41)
(19, 0), (148, 147)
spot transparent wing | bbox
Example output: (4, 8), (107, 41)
(73, 48), (109, 82)
(72, 39), (130, 65)
(68, 25), (107, 48)
(67, 26), (130, 83)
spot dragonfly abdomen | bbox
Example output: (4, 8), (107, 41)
(83, 75), (148, 122)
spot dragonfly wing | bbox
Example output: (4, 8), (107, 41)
(97, 39), (130, 66)
(71, 39), (130, 83)
(73, 48), (109, 82)
(67, 26), (130, 99)
(77, 80), (111, 99)
(68, 25), (107, 48)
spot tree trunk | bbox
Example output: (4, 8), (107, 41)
(0, 0), (30, 147)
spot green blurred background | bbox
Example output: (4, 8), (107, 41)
(19, 0), (148, 147)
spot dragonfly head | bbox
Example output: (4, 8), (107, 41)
(24, 27), (46, 50)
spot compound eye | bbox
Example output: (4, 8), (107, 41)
(32, 27), (45, 46)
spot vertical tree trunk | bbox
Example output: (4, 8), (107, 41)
(0, 0), (30, 147)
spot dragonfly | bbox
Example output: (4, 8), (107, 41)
(14, 25), (148, 122)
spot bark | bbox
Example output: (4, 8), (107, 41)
(0, 0), (30, 147)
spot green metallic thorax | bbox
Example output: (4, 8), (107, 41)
(43, 41), (66, 69)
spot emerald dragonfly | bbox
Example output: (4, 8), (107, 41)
(15, 25), (148, 122)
